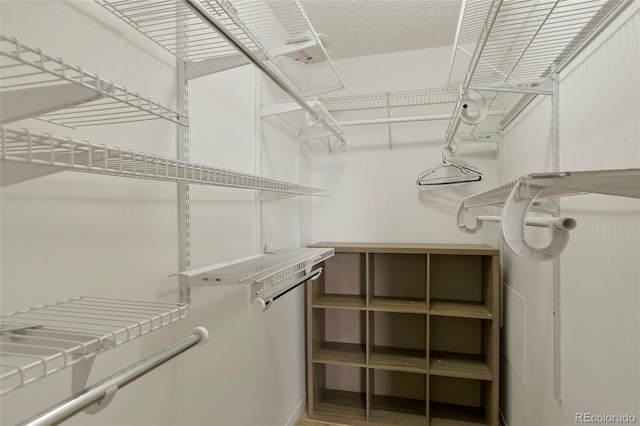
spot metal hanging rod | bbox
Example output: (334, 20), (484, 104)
(0, 36), (187, 128)
(339, 110), (504, 127)
(182, 0), (349, 147)
(18, 327), (209, 426)
(0, 126), (327, 195)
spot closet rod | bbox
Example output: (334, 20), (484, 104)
(184, 0), (348, 146)
(251, 268), (322, 312)
(19, 328), (209, 426)
(339, 110), (503, 126)
(476, 215), (577, 230)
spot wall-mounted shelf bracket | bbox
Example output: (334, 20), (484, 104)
(261, 102), (305, 118)
(470, 78), (553, 95)
(1, 84), (105, 124)
(71, 357), (117, 414)
(458, 133), (502, 143)
(185, 55), (250, 80)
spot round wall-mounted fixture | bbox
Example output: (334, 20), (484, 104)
(460, 90), (488, 125)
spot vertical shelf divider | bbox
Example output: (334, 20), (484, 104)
(365, 251), (372, 422)
(426, 253), (431, 422)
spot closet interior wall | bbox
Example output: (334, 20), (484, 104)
(1, 1), (307, 425)
(304, 46), (500, 246)
(499, 4), (640, 425)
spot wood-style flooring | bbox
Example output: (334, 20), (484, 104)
(294, 408), (348, 426)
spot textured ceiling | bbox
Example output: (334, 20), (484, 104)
(298, 0), (463, 59)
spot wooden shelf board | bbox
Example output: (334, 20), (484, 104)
(370, 346), (427, 373)
(430, 402), (486, 426)
(429, 300), (492, 319)
(370, 394), (427, 425)
(429, 352), (492, 381)
(313, 294), (366, 310)
(309, 242), (498, 255)
(315, 342), (366, 366)
(370, 297), (428, 313)
(313, 389), (367, 422)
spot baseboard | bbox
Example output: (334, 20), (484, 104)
(285, 392), (307, 426)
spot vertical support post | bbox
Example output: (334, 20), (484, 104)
(386, 93), (392, 150)
(177, 12), (191, 305)
(254, 69), (263, 254)
(552, 72), (562, 401)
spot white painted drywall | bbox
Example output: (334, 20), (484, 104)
(304, 47), (500, 246)
(500, 5), (640, 425)
(0, 1), (306, 425)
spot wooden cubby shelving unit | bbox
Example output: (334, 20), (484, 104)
(306, 243), (499, 426)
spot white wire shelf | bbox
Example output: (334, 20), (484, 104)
(0, 126), (327, 195)
(446, 0), (630, 139)
(177, 248), (334, 309)
(0, 36), (187, 128)
(0, 296), (189, 396)
(318, 87), (461, 112)
(95, 0), (344, 95)
(178, 248), (333, 290)
(461, 168), (640, 209)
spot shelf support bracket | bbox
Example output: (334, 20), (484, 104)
(261, 102), (304, 118)
(1, 84), (104, 124)
(185, 55), (250, 80)
(470, 78), (553, 95)
(72, 357), (118, 415)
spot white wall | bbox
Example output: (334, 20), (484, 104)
(1, 1), (305, 425)
(500, 5), (640, 425)
(305, 47), (500, 246)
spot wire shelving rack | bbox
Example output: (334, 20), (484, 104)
(0, 126), (327, 195)
(94, 0), (343, 96)
(0, 36), (187, 128)
(446, 0), (631, 142)
(0, 297), (189, 396)
(319, 87), (461, 112)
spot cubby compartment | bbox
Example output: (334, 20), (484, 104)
(370, 253), (427, 313)
(312, 308), (366, 366)
(429, 316), (493, 381)
(311, 252), (367, 309)
(370, 311), (427, 373)
(369, 369), (427, 425)
(429, 255), (496, 319)
(310, 364), (367, 423)
(430, 376), (493, 425)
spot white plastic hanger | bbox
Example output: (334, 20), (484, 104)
(416, 147), (483, 187)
